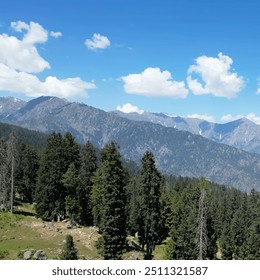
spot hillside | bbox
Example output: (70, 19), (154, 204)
(1, 96), (260, 191)
(113, 111), (260, 154)
(0, 205), (163, 260)
(0, 122), (47, 150)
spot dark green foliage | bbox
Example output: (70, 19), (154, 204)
(62, 163), (81, 222)
(35, 132), (65, 220)
(0, 250), (9, 259)
(231, 195), (250, 259)
(91, 142), (127, 259)
(35, 132), (80, 221)
(126, 177), (141, 235)
(2, 122), (260, 260)
(59, 235), (78, 260)
(166, 178), (218, 260)
(15, 144), (39, 203)
(160, 190), (174, 240)
(78, 141), (98, 225)
(0, 122), (47, 150)
(170, 183), (199, 259)
(0, 139), (10, 210)
(138, 151), (162, 259)
(164, 238), (176, 260)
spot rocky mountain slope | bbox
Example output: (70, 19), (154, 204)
(1, 96), (260, 191)
(113, 111), (260, 154)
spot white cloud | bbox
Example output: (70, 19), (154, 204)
(221, 113), (260, 125)
(0, 63), (96, 99)
(185, 114), (215, 123)
(11, 21), (29, 32)
(187, 53), (244, 98)
(116, 103), (144, 114)
(0, 21), (96, 99)
(11, 21), (48, 45)
(220, 114), (243, 123)
(85, 33), (110, 50)
(121, 67), (188, 98)
(50, 31), (62, 38)
(0, 21), (49, 73)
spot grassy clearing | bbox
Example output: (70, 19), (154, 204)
(0, 204), (166, 260)
(0, 206), (101, 260)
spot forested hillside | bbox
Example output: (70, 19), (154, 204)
(2, 96), (260, 191)
(0, 122), (47, 150)
(0, 130), (260, 260)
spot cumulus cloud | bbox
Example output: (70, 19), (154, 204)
(85, 33), (111, 50)
(121, 67), (188, 98)
(0, 21), (49, 73)
(0, 65), (96, 98)
(185, 114), (215, 123)
(0, 63), (96, 99)
(116, 103), (144, 114)
(11, 21), (48, 45)
(187, 53), (244, 98)
(221, 113), (260, 125)
(0, 21), (96, 99)
(50, 31), (62, 38)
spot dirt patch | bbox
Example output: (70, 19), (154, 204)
(20, 218), (99, 250)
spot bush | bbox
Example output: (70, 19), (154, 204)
(0, 250), (9, 259)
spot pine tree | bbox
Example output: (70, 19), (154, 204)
(138, 151), (162, 259)
(59, 235), (78, 260)
(62, 163), (80, 222)
(196, 188), (207, 260)
(126, 177), (141, 236)
(63, 132), (80, 170)
(247, 189), (260, 259)
(78, 141), (98, 225)
(231, 195), (250, 259)
(0, 139), (9, 210)
(35, 132), (80, 221)
(7, 133), (18, 213)
(219, 188), (242, 259)
(91, 142), (127, 259)
(15, 144), (39, 203)
(169, 181), (199, 260)
(195, 178), (217, 260)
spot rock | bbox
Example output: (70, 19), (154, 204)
(23, 250), (32, 260)
(47, 222), (54, 229)
(66, 223), (73, 229)
(66, 220), (79, 229)
(33, 250), (47, 260)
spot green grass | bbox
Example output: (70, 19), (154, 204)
(0, 205), (168, 260)
(0, 208), (101, 260)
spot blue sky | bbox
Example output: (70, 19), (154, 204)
(0, 0), (260, 123)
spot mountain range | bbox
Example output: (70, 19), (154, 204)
(113, 110), (260, 155)
(0, 96), (260, 192)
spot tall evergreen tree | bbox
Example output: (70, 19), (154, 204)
(7, 133), (18, 213)
(231, 195), (250, 259)
(126, 177), (141, 236)
(78, 141), (98, 225)
(62, 163), (81, 222)
(16, 144), (39, 203)
(35, 132), (79, 221)
(63, 132), (80, 170)
(247, 189), (260, 259)
(0, 139), (9, 210)
(138, 151), (162, 259)
(91, 142), (127, 260)
(170, 184), (199, 259)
